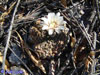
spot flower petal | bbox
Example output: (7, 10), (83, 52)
(53, 12), (60, 22)
(48, 13), (55, 22)
(63, 21), (67, 24)
(58, 26), (65, 30)
(55, 28), (61, 34)
(48, 29), (54, 35)
(56, 12), (60, 17)
(41, 17), (48, 25)
(65, 27), (69, 32)
(41, 12), (67, 35)
(48, 13), (55, 18)
(60, 17), (64, 21)
(56, 17), (64, 25)
(42, 25), (49, 30)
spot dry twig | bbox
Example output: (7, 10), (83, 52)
(2, 0), (20, 75)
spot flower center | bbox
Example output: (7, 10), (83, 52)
(50, 21), (57, 28)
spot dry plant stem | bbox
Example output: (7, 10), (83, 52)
(93, 32), (96, 50)
(57, 66), (66, 75)
(80, 22), (96, 74)
(90, 16), (97, 33)
(72, 17), (96, 74)
(0, 2), (16, 25)
(9, 47), (34, 75)
(2, 0), (20, 75)
(88, 10), (96, 33)
(62, 10), (96, 74)
(62, 0), (84, 12)
(80, 21), (94, 50)
(57, 55), (70, 75)
(90, 32), (97, 74)
(95, 0), (100, 20)
(49, 60), (55, 75)
(15, 4), (43, 23)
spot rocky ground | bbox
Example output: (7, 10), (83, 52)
(0, 0), (100, 75)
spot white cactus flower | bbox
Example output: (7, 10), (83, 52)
(41, 12), (67, 35)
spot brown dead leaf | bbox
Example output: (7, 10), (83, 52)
(61, 0), (67, 7)
(85, 56), (93, 72)
(70, 36), (76, 48)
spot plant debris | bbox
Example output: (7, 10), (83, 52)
(0, 0), (100, 75)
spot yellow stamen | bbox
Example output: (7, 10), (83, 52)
(50, 21), (57, 28)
